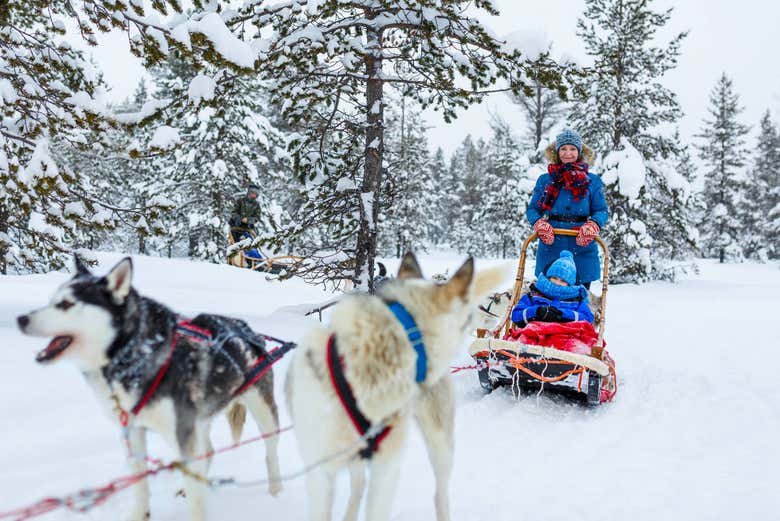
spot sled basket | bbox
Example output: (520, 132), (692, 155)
(470, 228), (617, 405)
(227, 226), (302, 274)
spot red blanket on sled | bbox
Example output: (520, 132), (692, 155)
(503, 321), (600, 354)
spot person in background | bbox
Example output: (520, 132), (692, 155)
(230, 184), (264, 234)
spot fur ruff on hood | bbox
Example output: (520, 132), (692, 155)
(545, 142), (596, 164)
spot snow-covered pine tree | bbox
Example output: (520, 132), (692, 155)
(379, 94), (434, 257)
(695, 73), (751, 263)
(427, 147), (449, 245)
(446, 136), (489, 254)
(744, 111), (780, 259)
(571, 0), (697, 282)
(467, 116), (534, 258)
(511, 77), (567, 163)
(245, 0), (572, 291)
(0, 2), (166, 273)
(147, 54), (288, 263)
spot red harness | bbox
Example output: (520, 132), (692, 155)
(119, 319), (211, 426)
(325, 334), (392, 458)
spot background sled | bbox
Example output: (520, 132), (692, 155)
(227, 226), (301, 274)
(469, 228), (617, 405)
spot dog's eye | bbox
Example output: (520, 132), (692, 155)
(55, 300), (74, 311)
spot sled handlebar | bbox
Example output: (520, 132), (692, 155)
(502, 228), (610, 346)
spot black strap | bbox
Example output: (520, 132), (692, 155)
(233, 341), (297, 396)
(326, 335), (391, 459)
(548, 214), (588, 223)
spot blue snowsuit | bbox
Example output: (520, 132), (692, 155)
(511, 283), (594, 327)
(526, 172), (609, 283)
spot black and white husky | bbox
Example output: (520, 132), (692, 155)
(16, 257), (282, 521)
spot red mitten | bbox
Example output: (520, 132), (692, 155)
(576, 220), (600, 247)
(533, 219), (555, 245)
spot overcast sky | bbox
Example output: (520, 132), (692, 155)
(89, 1), (779, 157)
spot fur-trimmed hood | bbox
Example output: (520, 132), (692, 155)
(545, 142), (596, 164)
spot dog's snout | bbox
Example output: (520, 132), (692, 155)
(17, 315), (29, 330)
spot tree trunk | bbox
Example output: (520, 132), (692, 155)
(354, 23), (384, 292)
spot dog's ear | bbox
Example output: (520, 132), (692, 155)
(104, 257), (133, 302)
(72, 254), (91, 276)
(377, 262), (387, 278)
(397, 252), (423, 280)
(440, 257), (474, 300)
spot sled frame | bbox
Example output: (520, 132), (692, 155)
(500, 229), (610, 346)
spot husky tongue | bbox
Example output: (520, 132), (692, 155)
(36, 336), (73, 363)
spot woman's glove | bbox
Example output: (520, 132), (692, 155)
(533, 219), (555, 245)
(576, 220), (600, 247)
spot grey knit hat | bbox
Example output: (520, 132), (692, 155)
(555, 129), (583, 153)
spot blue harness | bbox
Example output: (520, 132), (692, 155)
(385, 301), (427, 383)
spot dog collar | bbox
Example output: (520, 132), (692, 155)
(385, 301), (427, 383)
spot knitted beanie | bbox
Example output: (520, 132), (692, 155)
(555, 129), (583, 153)
(545, 250), (577, 285)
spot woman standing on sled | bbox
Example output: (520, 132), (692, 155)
(527, 129), (609, 289)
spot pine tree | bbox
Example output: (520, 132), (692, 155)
(511, 77), (567, 162)
(379, 95), (434, 257)
(696, 73), (751, 263)
(0, 3), (166, 273)
(571, 0), (697, 282)
(447, 136), (489, 254)
(744, 111), (780, 259)
(427, 148), (449, 245)
(468, 117), (534, 258)
(244, 1), (572, 290)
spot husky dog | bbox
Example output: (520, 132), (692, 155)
(470, 289), (514, 333)
(16, 257), (282, 521)
(286, 253), (507, 521)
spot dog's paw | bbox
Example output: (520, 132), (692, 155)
(268, 481), (283, 497)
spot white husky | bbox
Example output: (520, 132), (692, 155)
(286, 253), (507, 521)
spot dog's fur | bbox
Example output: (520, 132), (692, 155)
(286, 253), (506, 521)
(17, 257), (282, 521)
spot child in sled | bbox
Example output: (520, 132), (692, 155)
(511, 250), (593, 328)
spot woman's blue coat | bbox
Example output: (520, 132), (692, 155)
(526, 172), (609, 283)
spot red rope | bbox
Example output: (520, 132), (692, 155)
(0, 425), (292, 521)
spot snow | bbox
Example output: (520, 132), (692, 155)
(149, 126), (180, 150)
(502, 29), (551, 60)
(600, 138), (647, 200)
(188, 13), (257, 69)
(188, 74), (217, 106)
(1, 253), (779, 520)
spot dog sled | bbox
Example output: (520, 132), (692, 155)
(468, 229), (617, 406)
(227, 226), (301, 274)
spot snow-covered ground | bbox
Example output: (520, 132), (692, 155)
(1, 253), (778, 520)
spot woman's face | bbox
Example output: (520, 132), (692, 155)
(558, 145), (579, 164)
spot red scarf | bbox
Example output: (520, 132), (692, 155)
(537, 162), (590, 212)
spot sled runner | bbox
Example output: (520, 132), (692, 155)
(468, 229), (617, 405)
(227, 226), (301, 274)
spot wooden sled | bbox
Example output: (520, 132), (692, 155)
(469, 228), (617, 405)
(227, 226), (301, 274)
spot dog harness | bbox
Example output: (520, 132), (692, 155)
(232, 339), (297, 396)
(385, 301), (427, 383)
(122, 320), (295, 424)
(125, 319), (212, 421)
(326, 335), (392, 459)
(325, 301), (428, 458)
